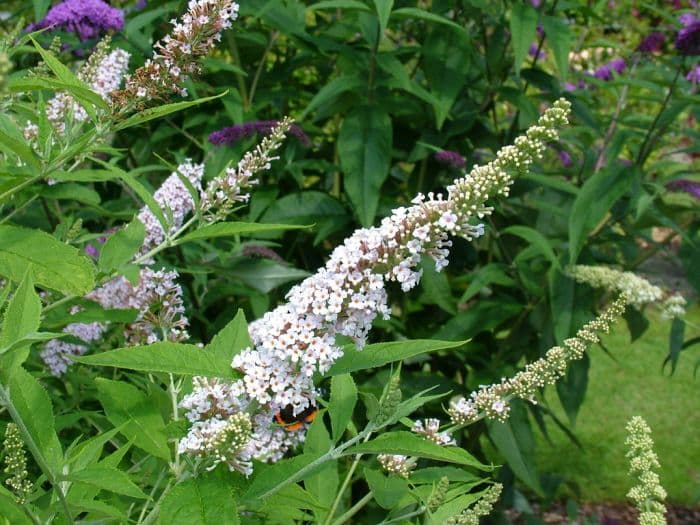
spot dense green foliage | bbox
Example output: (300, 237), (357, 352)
(0, 0), (698, 523)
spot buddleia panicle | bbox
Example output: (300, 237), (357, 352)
(375, 369), (402, 425)
(626, 417), (667, 525)
(569, 265), (686, 318)
(445, 483), (503, 525)
(3, 423), (33, 505)
(449, 295), (628, 425)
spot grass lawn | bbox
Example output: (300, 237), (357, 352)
(535, 304), (700, 505)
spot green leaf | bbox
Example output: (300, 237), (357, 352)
(228, 259), (309, 294)
(95, 378), (170, 460)
(420, 256), (456, 314)
(118, 172), (169, 236)
(177, 221), (309, 244)
(77, 342), (240, 379)
(338, 106), (393, 226)
(113, 92), (227, 131)
(8, 76), (107, 116)
(0, 129), (41, 172)
(205, 309), (252, 365)
(303, 418), (338, 516)
(67, 466), (147, 499)
(243, 452), (325, 502)
(460, 263), (515, 302)
(0, 272), (41, 352)
(509, 3), (538, 77)
(343, 431), (489, 469)
(0, 491), (33, 525)
(487, 402), (542, 494)
(0, 367), (64, 480)
(410, 466), (481, 484)
(568, 165), (633, 263)
(433, 299), (521, 341)
(624, 307), (649, 343)
(307, 0), (371, 11)
(298, 75), (364, 121)
(392, 8), (468, 35)
(98, 220), (145, 273)
(260, 191), (350, 244)
(161, 474), (239, 525)
(502, 225), (560, 269)
(365, 467), (409, 509)
(329, 374), (357, 442)
(664, 317), (685, 375)
(556, 354), (589, 425)
(541, 15), (572, 81)
(0, 225), (96, 296)
(327, 339), (467, 376)
(374, 0), (393, 35)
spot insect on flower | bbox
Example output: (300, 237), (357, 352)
(274, 402), (319, 432)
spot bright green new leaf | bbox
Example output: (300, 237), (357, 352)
(77, 342), (240, 379)
(502, 225), (560, 269)
(0, 129), (41, 172)
(67, 466), (147, 499)
(329, 374), (357, 442)
(95, 379), (170, 460)
(303, 417), (338, 515)
(327, 339), (467, 376)
(0, 225), (95, 296)
(343, 431), (490, 469)
(113, 92), (226, 131)
(98, 220), (145, 273)
(161, 474), (239, 525)
(205, 309), (252, 368)
(374, 0), (393, 34)
(541, 15), (572, 81)
(0, 272), (41, 352)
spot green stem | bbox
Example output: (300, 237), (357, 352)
(330, 492), (374, 525)
(324, 432), (373, 525)
(377, 506), (426, 524)
(248, 31), (279, 108)
(0, 175), (42, 204)
(227, 33), (250, 111)
(636, 63), (683, 167)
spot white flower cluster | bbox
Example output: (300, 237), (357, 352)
(138, 159), (204, 256)
(569, 265), (685, 318)
(118, 0), (239, 102)
(625, 416), (667, 525)
(412, 418), (455, 446)
(448, 294), (628, 425)
(377, 454), (416, 478)
(41, 311), (107, 376)
(45, 47), (130, 134)
(179, 100), (572, 473)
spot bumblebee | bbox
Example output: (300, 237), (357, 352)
(274, 402), (318, 432)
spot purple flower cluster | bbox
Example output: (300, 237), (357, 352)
(637, 31), (665, 53)
(27, 0), (124, 41)
(434, 150), (466, 169)
(209, 120), (311, 147)
(666, 179), (700, 199)
(687, 64), (700, 83)
(676, 15), (700, 56)
(594, 58), (627, 81)
(529, 42), (547, 61)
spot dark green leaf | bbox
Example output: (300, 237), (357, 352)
(161, 474), (239, 525)
(664, 317), (685, 375)
(205, 309), (252, 366)
(365, 467), (409, 509)
(509, 3), (538, 77)
(66, 466), (147, 499)
(177, 221), (309, 244)
(114, 92), (227, 131)
(329, 374), (357, 442)
(541, 15), (572, 81)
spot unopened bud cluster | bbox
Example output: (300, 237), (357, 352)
(377, 454), (416, 478)
(449, 295), (628, 425)
(569, 265), (685, 319)
(201, 118), (293, 223)
(3, 424), (33, 505)
(445, 483), (502, 525)
(625, 417), (667, 525)
(428, 476), (450, 510)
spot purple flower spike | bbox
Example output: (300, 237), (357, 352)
(686, 64), (700, 83)
(530, 0), (542, 7)
(666, 179), (700, 199)
(610, 58), (627, 73)
(676, 17), (700, 55)
(27, 0), (124, 41)
(85, 244), (99, 257)
(209, 120), (311, 148)
(529, 42), (547, 61)
(559, 150), (573, 168)
(637, 32), (665, 53)
(434, 150), (466, 169)
(594, 64), (613, 81)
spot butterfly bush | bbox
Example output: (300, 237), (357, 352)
(27, 0), (124, 41)
(625, 417), (668, 525)
(178, 100), (572, 474)
(112, 0), (239, 106)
